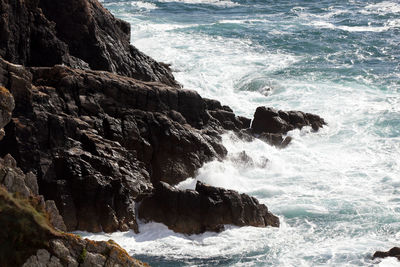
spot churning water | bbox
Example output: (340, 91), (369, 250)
(83, 0), (400, 266)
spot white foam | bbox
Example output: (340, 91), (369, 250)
(157, 0), (240, 7)
(311, 21), (391, 32)
(131, 1), (158, 10)
(361, 1), (400, 15)
(129, 23), (301, 116)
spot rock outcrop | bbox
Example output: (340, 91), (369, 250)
(0, 185), (148, 267)
(0, 57), (250, 233)
(249, 106), (326, 147)
(373, 247), (400, 261)
(0, 0), (178, 86)
(0, 153), (67, 231)
(0, 0), (328, 250)
(139, 181), (279, 234)
(0, 144), (146, 266)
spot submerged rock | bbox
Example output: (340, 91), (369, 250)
(231, 150), (255, 168)
(139, 181), (279, 235)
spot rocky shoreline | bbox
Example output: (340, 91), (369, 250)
(1, 0), (391, 266)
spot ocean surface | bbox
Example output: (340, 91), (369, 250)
(83, 0), (400, 266)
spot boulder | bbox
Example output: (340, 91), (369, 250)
(138, 181), (279, 235)
(250, 106), (326, 147)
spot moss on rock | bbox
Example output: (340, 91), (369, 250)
(0, 186), (58, 266)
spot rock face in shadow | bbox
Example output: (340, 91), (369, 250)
(373, 247), (400, 261)
(0, 0), (178, 86)
(138, 181), (279, 235)
(250, 106), (326, 147)
(0, 57), (247, 233)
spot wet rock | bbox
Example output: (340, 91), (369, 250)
(238, 116), (251, 129)
(139, 181), (279, 235)
(250, 106), (325, 147)
(373, 247), (400, 261)
(252, 106), (325, 134)
(259, 133), (292, 148)
(0, 0), (178, 87)
(204, 98), (248, 131)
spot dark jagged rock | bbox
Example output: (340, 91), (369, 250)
(373, 247), (400, 261)
(252, 107), (325, 134)
(0, 57), (247, 232)
(0, 0), (298, 243)
(0, 0), (178, 86)
(238, 116), (251, 129)
(250, 106), (326, 147)
(204, 98), (249, 131)
(138, 181), (279, 235)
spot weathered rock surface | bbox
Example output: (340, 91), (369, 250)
(373, 247), (400, 261)
(252, 106), (325, 134)
(0, 86), (13, 140)
(250, 106), (326, 147)
(0, 185), (147, 267)
(0, 152), (145, 266)
(0, 153), (67, 232)
(22, 237), (148, 267)
(139, 181), (279, 235)
(0, 57), (248, 232)
(0, 0), (178, 86)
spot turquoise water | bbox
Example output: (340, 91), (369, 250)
(86, 0), (400, 266)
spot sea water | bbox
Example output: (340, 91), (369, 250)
(82, 0), (400, 266)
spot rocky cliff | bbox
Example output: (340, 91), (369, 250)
(0, 0), (330, 265)
(0, 57), (251, 233)
(0, 0), (178, 86)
